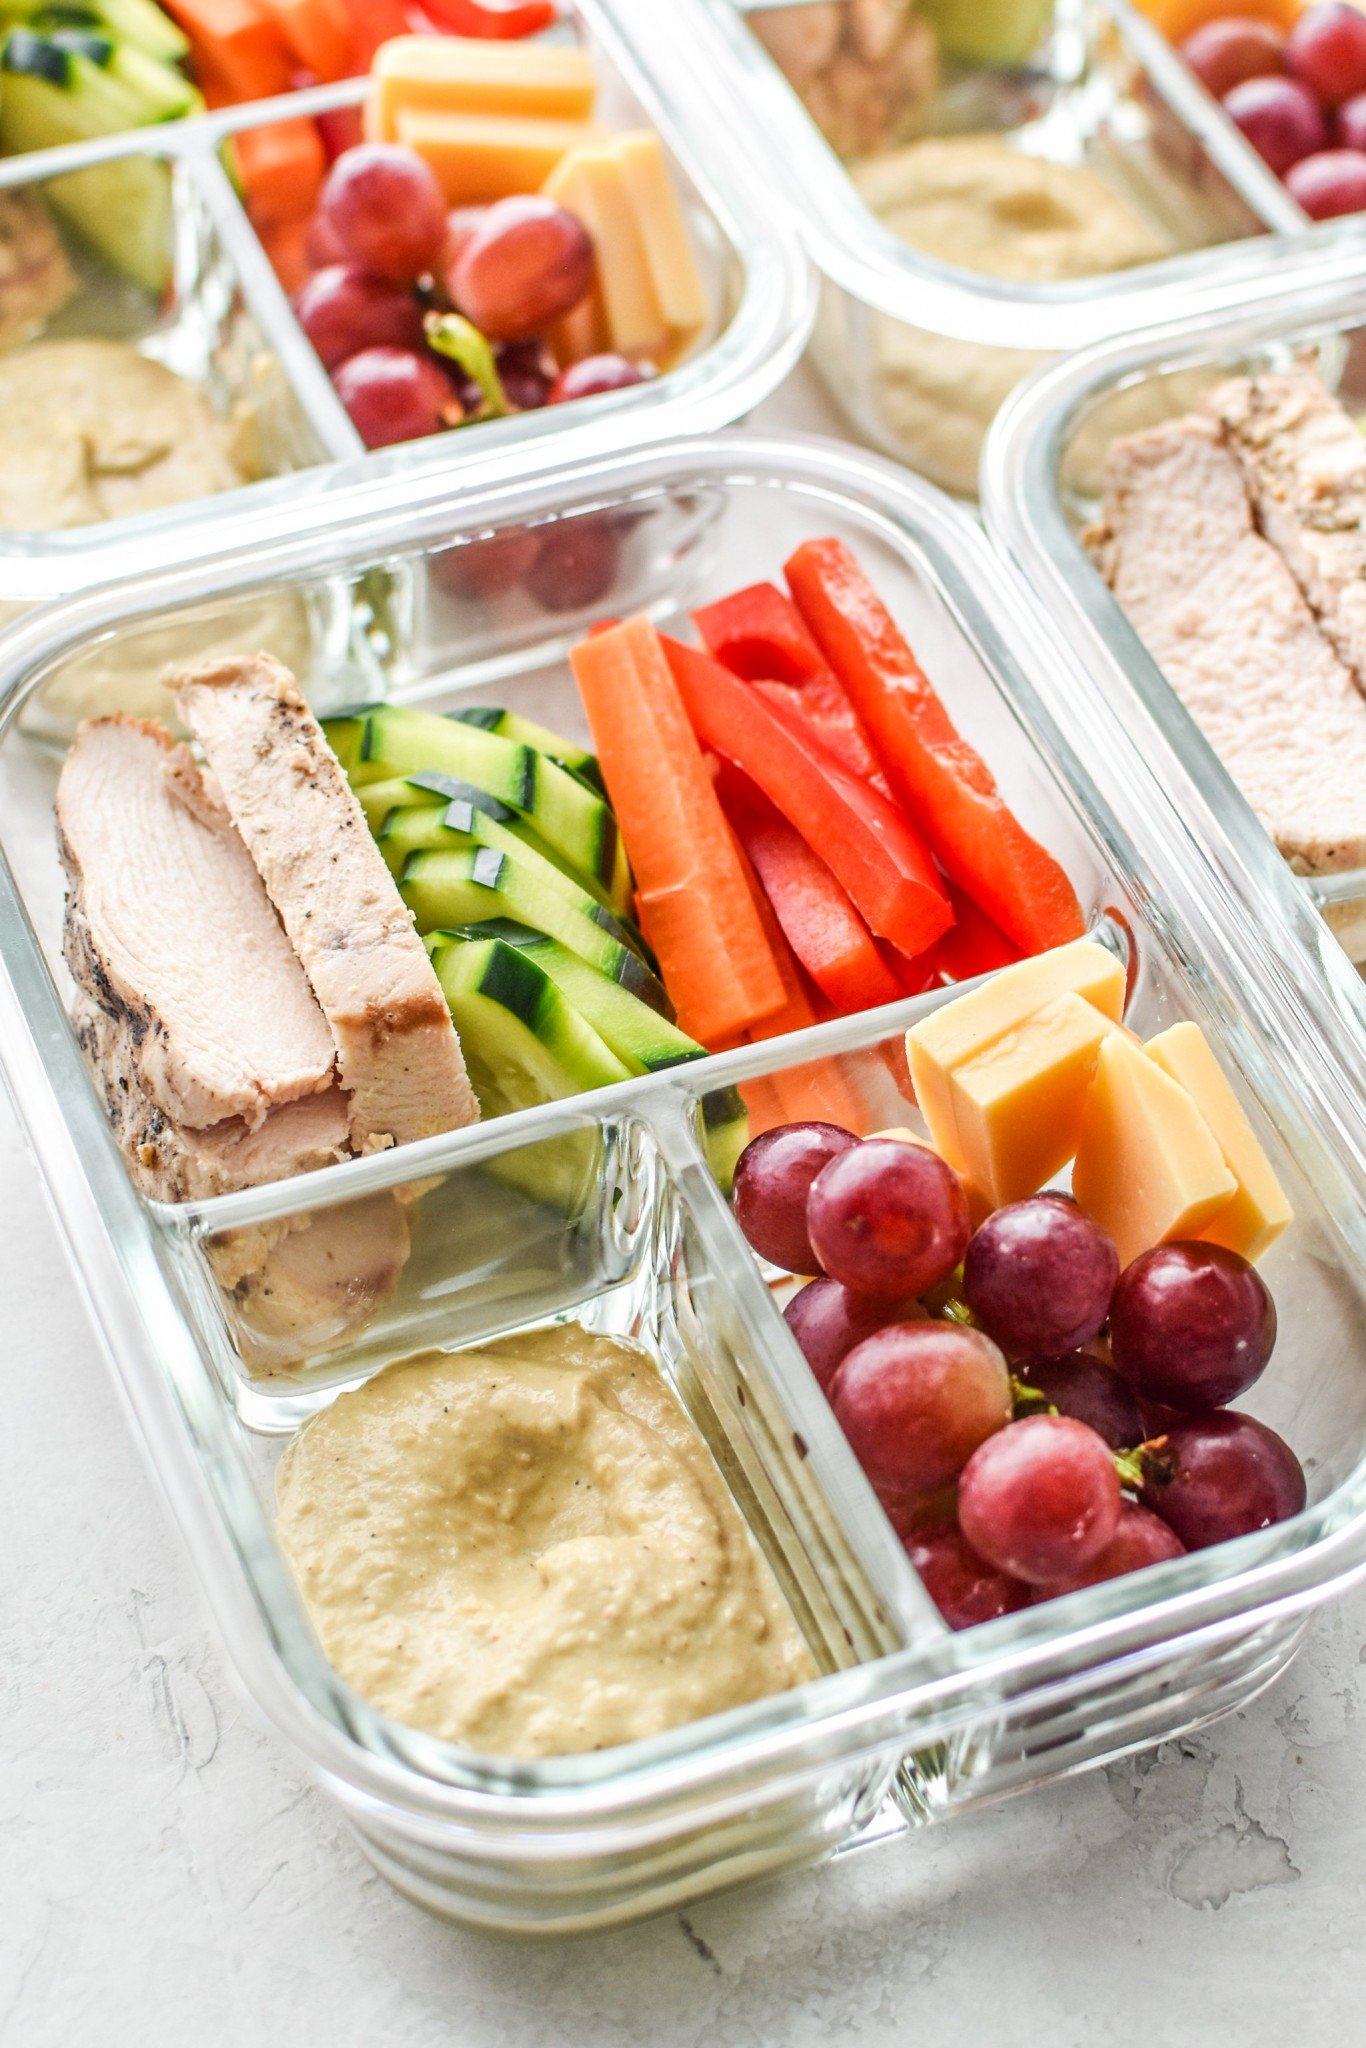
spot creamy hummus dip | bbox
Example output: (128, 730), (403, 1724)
(0, 337), (253, 531)
(841, 135), (1172, 495)
(276, 1324), (816, 1758)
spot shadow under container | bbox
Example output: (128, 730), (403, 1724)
(0, 0), (812, 655)
(5, 433), (1366, 1931)
(689, 0), (1305, 496)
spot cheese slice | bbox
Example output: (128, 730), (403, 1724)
(945, 993), (1121, 1209)
(1072, 1031), (1237, 1269)
(394, 108), (596, 205)
(544, 144), (669, 358)
(613, 131), (709, 340)
(906, 938), (1126, 1172)
(368, 36), (598, 142)
(1144, 1022), (1292, 1262)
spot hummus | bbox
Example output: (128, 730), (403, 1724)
(0, 337), (254, 531)
(276, 1324), (816, 1758)
(839, 135), (1173, 495)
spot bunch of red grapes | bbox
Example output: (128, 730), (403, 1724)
(1184, 2), (1366, 217)
(733, 1122), (1306, 1631)
(292, 140), (652, 448)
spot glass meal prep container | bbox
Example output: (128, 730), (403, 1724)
(981, 231), (1366, 1049)
(0, 0), (812, 631)
(690, 0), (1304, 496)
(5, 429), (1366, 1936)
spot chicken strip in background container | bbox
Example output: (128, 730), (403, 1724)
(982, 230), (1366, 1067)
(698, 0), (1302, 495)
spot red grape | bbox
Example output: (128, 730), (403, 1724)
(733, 1121), (858, 1272)
(958, 1414), (1121, 1585)
(549, 353), (651, 404)
(496, 339), (555, 411)
(905, 1526), (1030, 1630)
(304, 209), (346, 270)
(1223, 74), (1328, 171)
(1031, 1501), (1186, 1599)
(962, 1194), (1118, 1358)
(1181, 17), (1285, 96)
(1286, 0), (1366, 105)
(877, 1481), (959, 1540)
(1141, 1410), (1305, 1550)
(1337, 87), (1366, 144)
(1286, 144), (1366, 212)
(1109, 1241), (1275, 1410)
(319, 144), (448, 285)
(334, 347), (458, 448)
(448, 196), (594, 342)
(807, 1138), (971, 1301)
(294, 264), (425, 370)
(445, 204), (488, 271)
(315, 104), (364, 163)
(524, 512), (625, 613)
(1015, 1350), (1145, 1450)
(432, 528), (543, 600)
(829, 1322), (1012, 1495)
(783, 1275), (913, 1391)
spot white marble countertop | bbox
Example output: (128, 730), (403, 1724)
(5, 370), (1363, 2048)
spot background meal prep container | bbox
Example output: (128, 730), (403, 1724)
(695, 0), (1305, 495)
(6, 431), (1366, 1933)
(982, 232), (1366, 1073)
(0, 0), (813, 636)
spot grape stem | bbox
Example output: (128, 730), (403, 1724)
(425, 313), (509, 423)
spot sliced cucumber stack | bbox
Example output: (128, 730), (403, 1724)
(448, 706), (605, 797)
(431, 935), (632, 1116)
(327, 703), (632, 918)
(362, 770), (615, 910)
(432, 921), (703, 1077)
(401, 844), (669, 1016)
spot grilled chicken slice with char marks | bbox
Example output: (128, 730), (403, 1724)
(175, 654), (478, 1153)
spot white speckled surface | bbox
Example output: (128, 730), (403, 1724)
(7, 369), (1366, 2046)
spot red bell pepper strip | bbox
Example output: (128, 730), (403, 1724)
(785, 538), (1084, 955)
(662, 634), (952, 960)
(718, 766), (908, 1015)
(693, 582), (829, 686)
(935, 880), (1023, 983)
(751, 678), (890, 795)
(417, 0), (555, 34)
(569, 618), (789, 1048)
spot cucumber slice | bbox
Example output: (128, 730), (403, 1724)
(361, 769), (617, 913)
(381, 802), (654, 972)
(432, 934), (631, 1114)
(108, 38), (199, 119)
(702, 1086), (750, 1197)
(92, 0), (186, 60)
(449, 706), (605, 797)
(352, 704), (632, 916)
(430, 920), (701, 1075)
(0, 43), (172, 292)
(322, 712), (368, 777)
(402, 845), (668, 1015)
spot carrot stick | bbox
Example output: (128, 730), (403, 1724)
(164, 0), (293, 99)
(235, 117), (326, 228)
(261, 0), (353, 79)
(569, 618), (789, 1047)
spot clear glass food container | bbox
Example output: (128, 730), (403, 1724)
(0, 0), (813, 628)
(690, 0), (1304, 495)
(5, 429), (1366, 1936)
(981, 228), (1366, 1084)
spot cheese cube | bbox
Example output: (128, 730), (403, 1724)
(613, 132), (709, 340)
(544, 144), (670, 358)
(906, 938), (1126, 1172)
(394, 109), (596, 204)
(1144, 1022), (1292, 1262)
(1072, 1032), (1236, 1269)
(368, 37), (599, 142)
(945, 992), (1120, 1208)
